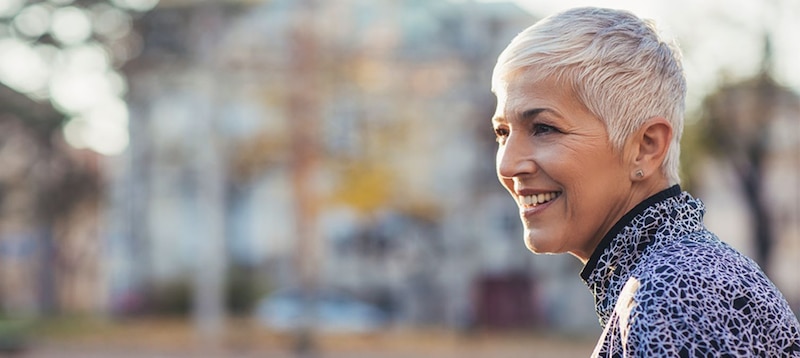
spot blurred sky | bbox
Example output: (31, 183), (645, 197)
(478, 0), (800, 114)
(1, 0), (796, 156)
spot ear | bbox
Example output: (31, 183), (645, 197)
(629, 117), (672, 181)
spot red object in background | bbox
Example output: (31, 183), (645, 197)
(474, 273), (540, 329)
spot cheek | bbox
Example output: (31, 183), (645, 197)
(532, 144), (582, 176)
(560, 142), (615, 171)
(541, 143), (618, 194)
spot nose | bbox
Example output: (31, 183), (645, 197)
(496, 133), (536, 180)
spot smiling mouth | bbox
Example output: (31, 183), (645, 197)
(519, 192), (561, 207)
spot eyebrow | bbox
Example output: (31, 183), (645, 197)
(492, 108), (553, 125)
(521, 108), (547, 120)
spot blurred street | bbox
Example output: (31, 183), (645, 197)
(17, 319), (596, 358)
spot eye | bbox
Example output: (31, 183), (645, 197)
(494, 126), (509, 144)
(532, 123), (558, 136)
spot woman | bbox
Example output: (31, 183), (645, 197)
(490, 7), (800, 357)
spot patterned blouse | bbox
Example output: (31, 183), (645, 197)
(581, 185), (800, 357)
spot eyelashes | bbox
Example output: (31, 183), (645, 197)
(494, 126), (509, 144)
(493, 123), (560, 145)
(532, 123), (558, 135)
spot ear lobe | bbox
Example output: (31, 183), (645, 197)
(632, 117), (672, 180)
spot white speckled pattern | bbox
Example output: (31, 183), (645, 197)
(582, 186), (800, 357)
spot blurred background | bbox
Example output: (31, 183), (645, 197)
(0, 0), (798, 356)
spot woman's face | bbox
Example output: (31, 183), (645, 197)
(492, 71), (638, 262)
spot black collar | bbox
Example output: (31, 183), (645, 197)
(580, 185), (682, 281)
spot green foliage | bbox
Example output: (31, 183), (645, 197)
(146, 266), (269, 317)
(149, 280), (193, 316)
(226, 265), (269, 316)
(679, 113), (710, 193)
(0, 317), (34, 353)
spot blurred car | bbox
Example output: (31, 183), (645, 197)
(255, 288), (389, 333)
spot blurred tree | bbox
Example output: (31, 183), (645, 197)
(0, 0), (157, 315)
(0, 83), (100, 315)
(699, 36), (800, 274)
(0, 82), (62, 315)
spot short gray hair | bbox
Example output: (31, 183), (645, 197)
(492, 7), (686, 185)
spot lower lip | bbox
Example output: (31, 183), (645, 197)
(520, 196), (558, 217)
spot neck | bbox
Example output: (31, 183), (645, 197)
(570, 176), (672, 264)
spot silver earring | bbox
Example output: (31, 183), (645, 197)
(635, 169), (644, 178)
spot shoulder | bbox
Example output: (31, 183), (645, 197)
(624, 232), (800, 355)
(636, 231), (766, 294)
(633, 231), (780, 315)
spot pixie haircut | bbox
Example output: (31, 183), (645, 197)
(492, 7), (686, 185)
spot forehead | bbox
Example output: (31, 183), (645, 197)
(493, 69), (579, 119)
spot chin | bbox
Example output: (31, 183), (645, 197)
(522, 231), (564, 254)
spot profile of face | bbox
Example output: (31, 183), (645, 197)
(492, 70), (640, 262)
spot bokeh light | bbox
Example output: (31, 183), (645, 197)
(111, 0), (159, 12)
(63, 96), (129, 155)
(12, 4), (51, 38)
(60, 43), (111, 71)
(0, 38), (50, 94)
(50, 6), (92, 45)
(90, 3), (132, 40)
(0, 0), (25, 19)
(0, 1), (139, 156)
(50, 71), (114, 114)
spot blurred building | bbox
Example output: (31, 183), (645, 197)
(109, 0), (602, 330)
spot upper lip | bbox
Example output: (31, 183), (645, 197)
(514, 186), (561, 197)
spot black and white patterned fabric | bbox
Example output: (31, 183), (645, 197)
(581, 185), (800, 357)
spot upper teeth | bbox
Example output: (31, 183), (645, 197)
(520, 192), (560, 206)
